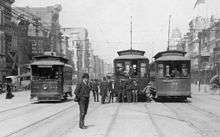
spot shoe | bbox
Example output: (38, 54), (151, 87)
(79, 125), (87, 129)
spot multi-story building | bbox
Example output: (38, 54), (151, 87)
(8, 5), (62, 74)
(62, 28), (90, 78)
(104, 62), (113, 75)
(197, 20), (220, 82)
(179, 16), (219, 83)
(0, 0), (15, 80)
(14, 5), (62, 55)
(187, 16), (211, 70)
(88, 44), (95, 79)
(94, 55), (101, 79)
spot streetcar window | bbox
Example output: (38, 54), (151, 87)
(158, 62), (190, 78)
(115, 60), (140, 78)
(157, 64), (164, 77)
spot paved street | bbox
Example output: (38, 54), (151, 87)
(0, 85), (219, 137)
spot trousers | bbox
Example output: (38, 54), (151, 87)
(78, 97), (89, 127)
(92, 90), (99, 102)
(132, 90), (138, 102)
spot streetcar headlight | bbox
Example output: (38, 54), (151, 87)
(42, 84), (48, 90)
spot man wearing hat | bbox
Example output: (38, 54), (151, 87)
(74, 73), (90, 129)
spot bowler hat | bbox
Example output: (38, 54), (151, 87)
(82, 73), (89, 79)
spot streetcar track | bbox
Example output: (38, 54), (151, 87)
(5, 100), (102, 137)
(104, 103), (121, 137)
(0, 103), (33, 114)
(144, 103), (166, 137)
(5, 104), (74, 137)
(0, 103), (55, 123)
(124, 106), (186, 122)
(186, 103), (220, 120)
(162, 103), (208, 137)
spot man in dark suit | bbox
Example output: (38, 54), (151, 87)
(74, 73), (90, 129)
(100, 77), (109, 104)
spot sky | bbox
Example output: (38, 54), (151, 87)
(13, 0), (220, 63)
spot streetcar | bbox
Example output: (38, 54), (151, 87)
(151, 50), (191, 100)
(30, 55), (73, 101)
(113, 49), (150, 102)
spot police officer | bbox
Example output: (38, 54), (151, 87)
(100, 77), (109, 104)
(74, 73), (90, 129)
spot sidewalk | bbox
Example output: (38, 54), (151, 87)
(0, 90), (31, 112)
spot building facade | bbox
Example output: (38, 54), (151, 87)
(0, 0), (15, 80)
(14, 5), (62, 55)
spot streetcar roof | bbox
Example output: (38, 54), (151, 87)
(30, 60), (65, 66)
(114, 55), (148, 60)
(154, 50), (186, 59)
(155, 55), (190, 61)
(33, 55), (68, 64)
(64, 64), (73, 69)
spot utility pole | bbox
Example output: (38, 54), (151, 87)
(130, 16), (133, 50)
(167, 15), (171, 51)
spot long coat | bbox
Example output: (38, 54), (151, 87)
(74, 82), (91, 98)
(100, 81), (109, 97)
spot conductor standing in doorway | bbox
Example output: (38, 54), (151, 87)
(74, 73), (90, 129)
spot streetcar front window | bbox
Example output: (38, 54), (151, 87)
(115, 60), (146, 78)
(31, 65), (62, 80)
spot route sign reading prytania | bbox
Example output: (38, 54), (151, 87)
(214, 47), (220, 64)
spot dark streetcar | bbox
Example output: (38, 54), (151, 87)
(113, 49), (150, 102)
(30, 55), (73, 102)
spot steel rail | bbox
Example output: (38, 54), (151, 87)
(144, 103), (166, 137)
(162, 103), (208, 137)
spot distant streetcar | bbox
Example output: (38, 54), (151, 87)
(30, 55), (73, 102)
(150, 50), (191, 101)
(113, 49), (150, 102)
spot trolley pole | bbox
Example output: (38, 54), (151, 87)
(167, 15), (171, 51)
(130, 16), (133, 50)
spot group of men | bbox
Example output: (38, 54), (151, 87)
(114, 78), (139, 103)
(90, 77), (140, 104)
(90, 77), (115, 104)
